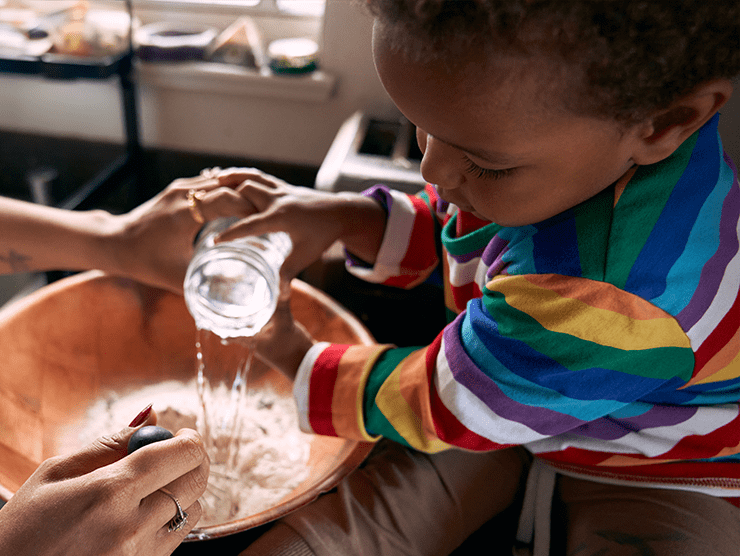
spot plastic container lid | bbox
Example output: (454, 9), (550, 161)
(267, 37), (318, 74)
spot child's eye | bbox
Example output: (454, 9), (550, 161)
(462, 155), (514, 180)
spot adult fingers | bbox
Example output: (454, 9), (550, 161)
(82, 428), (206, 554)
(134, 429), (209, 548)
(164, 167), (286, 204)
(215, 167), (289, 190)
(152, 496), (203, 552)
(120, 428), (208, 500)
(142, 471), (207, 539)
(139, 446), (210, 528)
(127, 491), (202, 556)
(39, 407), (158, 483)
(166, 175), (222, 195)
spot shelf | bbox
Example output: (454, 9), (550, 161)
(136, 60), (336, 102)
(0, 51), (131, 80)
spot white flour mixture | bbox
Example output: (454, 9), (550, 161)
(62, 379), (312, 526)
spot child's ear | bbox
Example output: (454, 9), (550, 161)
(631, 78), (733, 165)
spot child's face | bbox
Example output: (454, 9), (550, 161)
(372, 26), (645, 226)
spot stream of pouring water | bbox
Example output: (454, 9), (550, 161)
(195, 329), (255, 515)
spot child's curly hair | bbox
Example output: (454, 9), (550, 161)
(367, 0), (740, 123)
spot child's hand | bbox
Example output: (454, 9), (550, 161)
(250, 279), (315, 381)
(213, 168), (387, 280)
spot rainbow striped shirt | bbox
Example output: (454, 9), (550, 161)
(294, 113), (740, 493)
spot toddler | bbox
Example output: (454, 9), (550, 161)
(212, 2), (740, 555)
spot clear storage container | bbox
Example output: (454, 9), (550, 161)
(184, 217), (292, 339)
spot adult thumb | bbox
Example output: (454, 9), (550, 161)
(44, 408), (158, 481)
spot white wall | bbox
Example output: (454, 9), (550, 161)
(0, 0), (398, 167)
(0, 4), (738, 168)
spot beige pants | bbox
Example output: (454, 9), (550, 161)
(240, 441), (740, 556)
(552, 475), (740, 556)
(241, 440), (530, 556)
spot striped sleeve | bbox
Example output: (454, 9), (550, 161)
(295, 273), (695, 455)
(294, 341), (389, 442)
(345, 184), (440, 288)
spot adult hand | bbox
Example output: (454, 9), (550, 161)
(0, 410), (209, 556)
(108, 169), (255, 293)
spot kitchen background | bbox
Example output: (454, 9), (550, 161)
(0, 0), (737, 346)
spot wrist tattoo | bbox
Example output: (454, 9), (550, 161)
(0, 250), (31, 272)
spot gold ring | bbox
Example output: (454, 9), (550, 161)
(186, 189), (206, 224)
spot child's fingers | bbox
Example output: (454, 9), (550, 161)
(213, 210), (283, 243)
(235, 179), (287, 210)
(195, 187), (258, 222)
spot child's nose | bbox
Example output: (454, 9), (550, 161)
(419, 135), (464, 189)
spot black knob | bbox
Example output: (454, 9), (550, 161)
(127, 425), (174, 454)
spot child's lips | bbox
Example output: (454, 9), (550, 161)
(435, 186), (477, 213)
(436, 188), (463, 206)
(440, 193), (474, 212)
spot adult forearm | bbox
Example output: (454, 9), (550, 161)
(0, 197), (117, 275)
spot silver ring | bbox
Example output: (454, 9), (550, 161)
(160, 489), (189, 533)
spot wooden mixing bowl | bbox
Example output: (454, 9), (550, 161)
(0, 271), (375, 539)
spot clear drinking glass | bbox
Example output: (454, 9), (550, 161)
(184, 217), (292, 339)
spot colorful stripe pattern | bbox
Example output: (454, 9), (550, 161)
(296, 114), (740, 488)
